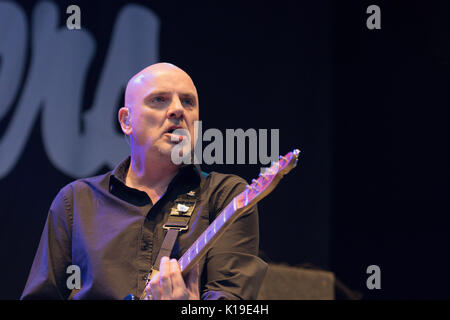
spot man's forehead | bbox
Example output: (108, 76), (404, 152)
(132, 68), (197, 95)
(125, 63), (198, 107)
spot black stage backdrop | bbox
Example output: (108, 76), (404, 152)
(0, 0), (448, 300)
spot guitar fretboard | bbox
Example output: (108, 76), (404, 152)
(178, 194), (244, 273)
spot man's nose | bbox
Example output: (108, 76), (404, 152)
(167, 96), (184, 119)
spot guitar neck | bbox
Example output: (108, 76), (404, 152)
(178, 196), (249, 277)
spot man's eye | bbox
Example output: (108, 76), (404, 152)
(182, 98), (194, 106)
(152, 96), (165, 103)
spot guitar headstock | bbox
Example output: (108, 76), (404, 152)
(235, 149), (301, 209)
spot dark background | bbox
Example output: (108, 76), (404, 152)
(0, 0), (448, 299)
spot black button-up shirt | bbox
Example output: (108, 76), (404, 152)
(21, 156), (267, 300)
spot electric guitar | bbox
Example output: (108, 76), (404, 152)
(125, 148), (301, 300)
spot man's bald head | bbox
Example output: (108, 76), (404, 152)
(118, 62), (199, 161)
(124, 62), (197, 110)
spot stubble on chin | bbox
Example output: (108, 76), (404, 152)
(155, 144), (172, 158)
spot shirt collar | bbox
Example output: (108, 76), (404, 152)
(108, 156), (203, 206)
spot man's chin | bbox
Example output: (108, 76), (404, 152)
(155, 144), (174, 157)
(155, 143), (190, 163)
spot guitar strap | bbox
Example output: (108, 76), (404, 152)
(152, 186), (200, 271)
(153, 164), (207, 271)
(132, 189), (200, 300)
(127, 166), (208, 300)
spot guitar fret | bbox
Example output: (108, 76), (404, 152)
(179, 257), (184, 270)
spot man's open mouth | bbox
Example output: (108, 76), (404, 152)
(165, 126), (188, 142)
(165, 125), (183, 134)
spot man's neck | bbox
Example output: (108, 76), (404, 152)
(125, 150), (179, 202)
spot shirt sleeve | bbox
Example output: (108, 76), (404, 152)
(201, 175), (268, 300)
(20, 185), (73, 300)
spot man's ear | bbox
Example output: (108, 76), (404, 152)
(118, 107), (132, 135)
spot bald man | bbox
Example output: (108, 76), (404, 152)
(21, 63), (267, 300)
